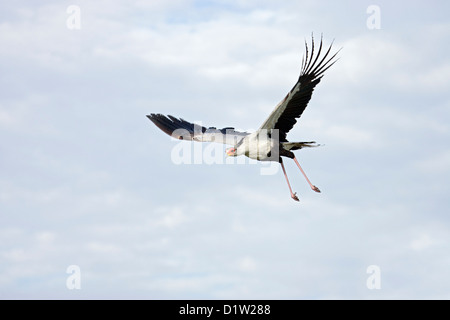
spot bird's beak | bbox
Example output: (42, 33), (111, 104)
(226, 148), (235, 156)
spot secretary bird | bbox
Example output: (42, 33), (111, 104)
(147, 35), (339, 201)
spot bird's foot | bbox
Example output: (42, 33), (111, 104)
(312, 185), (321, 193)
(291, 193), (300, 201)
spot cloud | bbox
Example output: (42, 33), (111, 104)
(410, 234), (437, 251)
(1, 0), (450, 300)
(414, 150), (450, 175)
(237, 256), (257, 272)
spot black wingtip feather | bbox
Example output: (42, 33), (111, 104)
(271, 35), (339, 141)
(146, 113), (211, 139)
(300, 35), (340, 80)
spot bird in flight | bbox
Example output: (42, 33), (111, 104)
(147, 35), (339, 201)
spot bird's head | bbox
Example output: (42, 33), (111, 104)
(226, 147), (237, 157)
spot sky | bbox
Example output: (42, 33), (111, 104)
(1, 0), (449, 299)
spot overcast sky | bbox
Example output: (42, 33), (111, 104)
(1, 0), (449, 299)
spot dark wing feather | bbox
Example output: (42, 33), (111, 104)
(259, 35), (340, 141)
(147, 114), (248, 145)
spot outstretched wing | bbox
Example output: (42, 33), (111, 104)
(147, 114), (249, 146)
(259, 35), (340, 142)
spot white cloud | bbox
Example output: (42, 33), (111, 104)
(155, 206), (188, 228)
(36, 232), (56, 245)
(87, 242), (124, 255)
(414, 150), (450, 175)
(336, 35), (412, 86)
(1, 0), (450, 300)
(410, 234), (436, 251)
(237, 256), (257, 272)
(0, 109), (15, 127)
(2, 248), (30, 263)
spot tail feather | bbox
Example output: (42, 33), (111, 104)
(282, 141), (321, 150)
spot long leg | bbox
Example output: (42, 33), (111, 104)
(280, 158), (299, 201)
(293, 156), (321, 193)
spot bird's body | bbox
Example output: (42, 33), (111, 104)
(234, 131), (275, 161)
(233, 131), (318, 161)
(147, 35), (340, 201)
